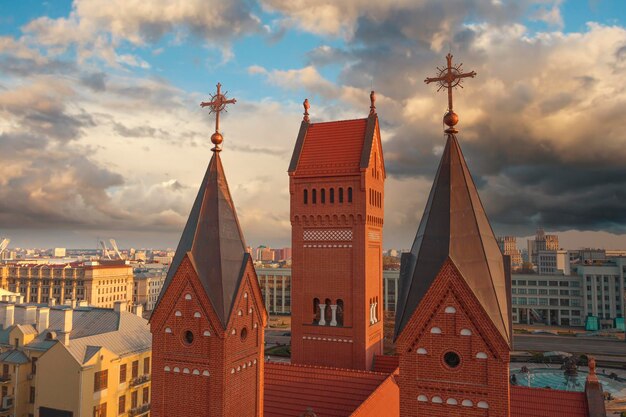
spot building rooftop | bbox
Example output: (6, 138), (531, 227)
(511, 386), (589, 417)
(264, 362), (391, 417)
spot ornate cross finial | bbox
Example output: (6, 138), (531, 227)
(200, 82), (237, 152)
(303, 98), (310, 123)
(424, 53), (476, 134)
(369, 91), (376, 115)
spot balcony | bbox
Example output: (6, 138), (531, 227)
(129, 403), (150, 417)
(129, 374), (150, 387)
(0, 375), (11, 383)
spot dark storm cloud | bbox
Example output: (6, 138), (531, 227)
(264, 0), (626, 237)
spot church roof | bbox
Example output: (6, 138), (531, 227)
(511, 386), (589, 417)
(264, 362), (390, 417)
(288, 114), (380, 176)
(394, 133), (511, 346)
(155, 151), (248, 328)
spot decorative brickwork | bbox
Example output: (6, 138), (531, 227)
(151, 255), (266, 417)
(289, 113), (385, 370)
(396, 259), (511, 417)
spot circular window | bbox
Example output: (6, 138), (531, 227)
(183, 330), (194, 345)
(443, 351), (461, 368)
(240, 327), (248, 341)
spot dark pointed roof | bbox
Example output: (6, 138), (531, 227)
(394, 134), (511, 346)
(154, 151), (248, 328)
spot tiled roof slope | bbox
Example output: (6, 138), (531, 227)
(154, 151), (248, 328)
(264, 362), (390, 417)
(289, 115), (381, 176)
(395, 133), (511, 346)
(511, 386), (589, 417)
(372, 354), (399, 374)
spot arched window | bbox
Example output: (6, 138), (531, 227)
(313, 298), (320, 324)
(303, 189), (308, 204)
(336, 299), (344, 326)
(339, 188), (344, 203)
(330, 188), (334, 203)
(312, 189), (317, 204)
(321, 188), (326, 204)
(348, 187), (353, 202)
(324, 298), (332, 324)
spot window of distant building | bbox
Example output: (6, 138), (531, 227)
(94, 403), (107, 417)
(132, 360), (138, 379)
(94, 370), (108, 392)
(118, 395), (126, 415)
(29, 387), (35, 403)
(31, 357), (37, 375)
(131, 391), (138, 409)
(144, 357), (150, 375)
(142, 387), (149, 404)
(119, 364), (127, 383)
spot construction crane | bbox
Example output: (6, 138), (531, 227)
(109, 239), (125, 260)
(0, 238), (9, 259)
(99, 240), (112, 260)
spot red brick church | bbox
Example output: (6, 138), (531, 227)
(150, 57), (607, 417)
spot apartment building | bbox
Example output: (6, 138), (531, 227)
(576, 257), (626, 329)
(0, 300), (151, 417)
(133, 265), (167, 313)
(3, 261), (133, 309)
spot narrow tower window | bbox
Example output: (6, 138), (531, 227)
(321, 188), (326, 204)
(324, 298), (332, 325)
(339, 188), (344, 203)
(313, 298), (320, 324)
(329, 188), (334, 203)
(336, 299), (344, 326)
(312, 189), (317, 204)
(348, 187), (353, 203)
(303, 189), (308, 204)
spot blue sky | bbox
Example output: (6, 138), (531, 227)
(0, 0), (626, 249)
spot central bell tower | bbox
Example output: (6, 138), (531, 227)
(288, 93), (385, 371)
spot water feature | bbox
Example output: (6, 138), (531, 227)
(511, 368), (626, 395)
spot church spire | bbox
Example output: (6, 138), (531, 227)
(395, 55), (511, 346)
(154, 82), (248, 327)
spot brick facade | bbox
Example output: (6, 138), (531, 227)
(396, 259), (511, 417)
(289, 116), (385, 370)
(150, 255), (266, 417)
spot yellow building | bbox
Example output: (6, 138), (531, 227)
(0, 300), (151, 417)
(4, 261), (133, 309)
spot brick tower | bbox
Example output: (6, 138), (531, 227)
(394, 55), (512, 416)
(150, 84), (267, 417)
(288, 93), (385, 370)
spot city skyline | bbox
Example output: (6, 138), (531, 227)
(1, 1), (626, 249)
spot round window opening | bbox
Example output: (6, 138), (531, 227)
(240, 327), (248, 341)
(443, 351), (461, 368)
(183, 330), (194, 345)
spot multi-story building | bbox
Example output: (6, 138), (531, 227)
(4, 260), (133, 308)
(576, 257), (626, 328)
(0, 300), (151, 417)
(511, 274), (584, 326)
(527, 228), (559, 266)
(133, 264), (167, 312)
(256, 268), (292, 315)
(497, 236), (523, 270)
(537, 250), (570, 275)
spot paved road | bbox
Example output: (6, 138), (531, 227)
(514, 335), (626, 356)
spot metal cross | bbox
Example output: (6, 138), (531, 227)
(200, 83), (237, 133)
(424, 53), (476, 112)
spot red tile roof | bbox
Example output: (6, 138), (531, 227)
(511, 386), (589, 417)
(372, 354), (399, 374)
(295, 119), (367, 175)
(264, 362), (389, 417)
